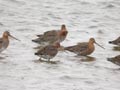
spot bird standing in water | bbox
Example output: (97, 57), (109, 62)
(0, 31), (20, 53)
(35, 42), (60, 62)
(65, 38), (105, 56)
(32, 24), (68, 45)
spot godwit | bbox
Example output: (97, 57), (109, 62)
(65, 38), (105, 56)
(35, 42), (60, 61)
(0, 31), (20, 53)
(32, 24), (68, 45)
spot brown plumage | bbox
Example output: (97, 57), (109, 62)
(0, 31), (20, 53)
(107, 55), (120, 66)
(32, 24), (68, 45)
(37, 30), (58, 37)
(35, 43), (60, 61)
(109, 36), (120, 46)
(65, 38), (104, 56)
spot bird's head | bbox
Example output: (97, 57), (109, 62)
(89, 38), (105, 49)
(3, 31), (20, 41)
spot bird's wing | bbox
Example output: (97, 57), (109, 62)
(0, 38), (3, 48)
(37, 30), (59, 41)
(37, 32), (59, 44)
(65, 43), (88, 53)
(37, 45), (56, 55)
(36, 34), (43, 38)
(36, 46), (46, 55)
(44, 30), (59, 36)
(76, 42), (88, 51)
(36, 30), (59, 37)
(65, 45), (80, 52)
(77, 42), (87, 45)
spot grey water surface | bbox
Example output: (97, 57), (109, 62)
(0, 0), (120, 90)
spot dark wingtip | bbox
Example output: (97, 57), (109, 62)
(37, 35), (40, 37)
(32, 40), (34, 42)
(32, 39), (37, 42)
(37, 35), (43, 37)
(109, 41), (112, 44)
(107, 58), (112, 61)
(35, 52), (38, 55)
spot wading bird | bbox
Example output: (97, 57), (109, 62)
(65, 38), (105, 56)
(32, 24), (68, 45)
(35, 42), (60, 61)
(0, 31), (20, 53)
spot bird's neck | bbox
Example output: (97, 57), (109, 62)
(3, 35), (9, 40)
(87, 42), (95, 52)
(61, 27), (66, 31)
(81, 42), (95, 55)
(53, 43), (61, 48)
(59, 30), (68, 36)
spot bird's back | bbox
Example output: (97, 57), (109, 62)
(36, 45), (58, 57)
(44, 30), (59, 36)
(65, 43), (88, 54)
(32, 30), (59, 44)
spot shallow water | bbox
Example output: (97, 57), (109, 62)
(0, 0), (120, 90)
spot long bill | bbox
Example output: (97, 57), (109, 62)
(95, 42), (105, 49)
(9, 35), (21, 41)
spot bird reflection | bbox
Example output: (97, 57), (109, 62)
(33, 59), (60, 64)
(81, 56), (96, 62)
(75, 55), (96, 62)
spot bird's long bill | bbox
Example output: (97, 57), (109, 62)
(95, 42), (105, 49)
(9, 35), (21, 41)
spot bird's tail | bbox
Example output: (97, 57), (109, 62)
(109, 41), (114, 44)
(64, 46), (73, 50)
(35, 52), (39, 55)
(32, 37), (43, 44)
(107, 58), (112, 62)
(37, 34), (43, 37)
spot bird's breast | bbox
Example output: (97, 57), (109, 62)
(2, 40), (9, 49)
(0, 40), (9, 53)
